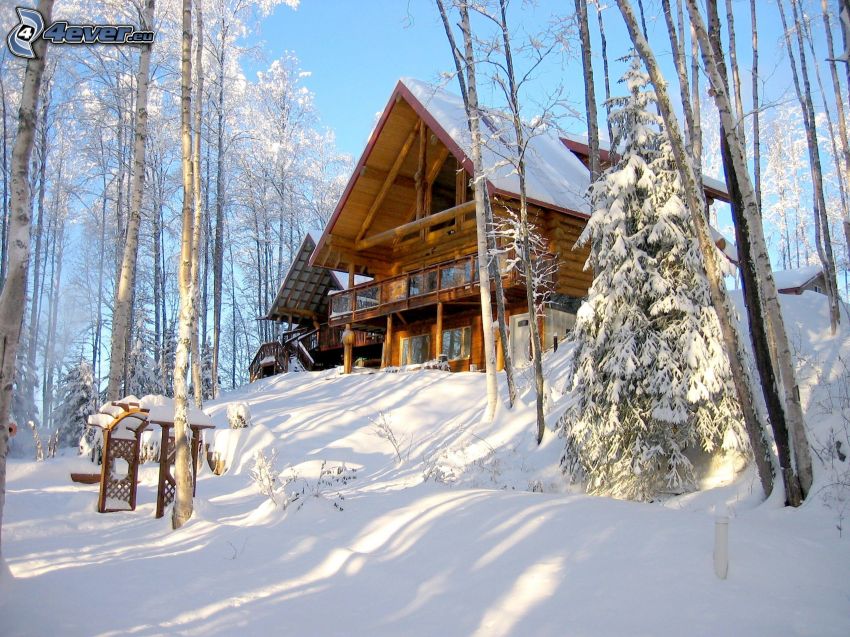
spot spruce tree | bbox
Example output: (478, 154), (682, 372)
(559, 55), (746, 501)
(53, 360), (97, 450)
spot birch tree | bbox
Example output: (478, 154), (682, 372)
(173, 0), (197, 530)
(436, 0), (518, 409)
(686, 0), (813, 501)
(459, 2), (501, 421)
(777, 0), (842, 334)
(106, 0), (156, 401)
(0, 0), (55, 556)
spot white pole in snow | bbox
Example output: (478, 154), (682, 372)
(714, 504), (729, 579)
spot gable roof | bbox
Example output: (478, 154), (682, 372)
(401, 78), (592, 215)
(310, 78), (593, 272)
(264, 233), (343, 323)
(559, 131), (731, 204)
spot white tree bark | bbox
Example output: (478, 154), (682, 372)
(460, 3), (500, 422)
(190, 0), (205, 408)
(688, 0), (813, 499)
(496, 0), (545, 441)
(436, 0), (517, 408)
(0, 0), (55, 558)
(107, 0), (156, 402)
(614, 0), (774, 498)
(173, 0), (196, 530)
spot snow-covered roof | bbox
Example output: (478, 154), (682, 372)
(401, 78), (591, 215)
(773, 265), (823, 290)
(559, 131), (730, 201)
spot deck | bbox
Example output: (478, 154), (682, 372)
(326, 251), (547, 327)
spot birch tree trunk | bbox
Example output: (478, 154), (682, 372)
(689, 0), (813, 500)
(751, 0), (762, 212)
(173, 0), (196, 530)
(0, 0), (55, 558)
(614, 0), (775, 499)
(107, 0), (156, 401)
(496, 0), (545, 441)
(593, 1), (614, 144)
(211, 23), (227, 400)
(821, 0), (850, 254)
(460, 2), (499, 422)
(436, 0), (516, 408)
(575, 0), (600, 181)
(190, 0), (204, 408)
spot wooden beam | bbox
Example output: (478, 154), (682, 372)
(356, 200), (476, 251)
(416, 121), (426, 220)
(382, 313), (393, 368)
(355, 121), (421, 244)
(435, 302), (443, 360)
(455, 158), (467, 206)
(394, 311), (407, 326)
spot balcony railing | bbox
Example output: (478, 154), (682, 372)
(327, 250), (556, 325)
(317, 325), (384, 350)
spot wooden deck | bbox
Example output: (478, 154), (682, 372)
(326, 252), (550, 327)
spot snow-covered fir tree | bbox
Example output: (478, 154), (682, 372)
(53, 359), (97, 449)
(11, 334), (40, 433)
(559, 55), (746, 502)
(126, 319), (164, 397)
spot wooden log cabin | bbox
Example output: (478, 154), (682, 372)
(306, 78), (598, 373)
(253, 78), (735, 378)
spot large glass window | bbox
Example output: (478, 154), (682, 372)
(400, 334), (431, 365)
(442, 326), (471, 361)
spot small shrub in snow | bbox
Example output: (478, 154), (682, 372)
(370, 411), (409, 464)
(287, 462), (358, 512)
(251, 449), (282, 506)
(227, 402), (251, 429)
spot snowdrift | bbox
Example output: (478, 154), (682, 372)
(2, 291), (849, 636)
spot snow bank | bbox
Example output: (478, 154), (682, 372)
(2, 293), (849, 636)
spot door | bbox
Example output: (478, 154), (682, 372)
(510, 313), (532, 365)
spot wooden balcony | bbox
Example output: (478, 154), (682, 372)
(326, 252), (548, 327)
(318, 325), (384, 350)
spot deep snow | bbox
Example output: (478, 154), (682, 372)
(1, 291), (849, 636)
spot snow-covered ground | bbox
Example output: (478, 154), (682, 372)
(2, 292), (849, 636)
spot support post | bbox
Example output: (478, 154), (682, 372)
(344, 264), (355, 373)
(383, 313), (393, 367)
(435, 302), (443, 359)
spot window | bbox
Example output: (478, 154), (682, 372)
(442, 326), (471, 361)
(401, 334), (431, 365)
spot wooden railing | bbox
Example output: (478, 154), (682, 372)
(250, 325), (385, 380)
(318, 325), (384, 350)
(249, 341), (289, 381)
(326, 251), (553, 325)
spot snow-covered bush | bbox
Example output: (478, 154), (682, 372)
(251, 449), (282, 505)
(559, 55), (746, 501)
(227, 402), (251, 429)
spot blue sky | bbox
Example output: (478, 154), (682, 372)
(253, 1), (805, 164)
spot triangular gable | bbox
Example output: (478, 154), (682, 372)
(310, 78), (592, 272)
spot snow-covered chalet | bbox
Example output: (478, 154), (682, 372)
(250, 78), (733, 378)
